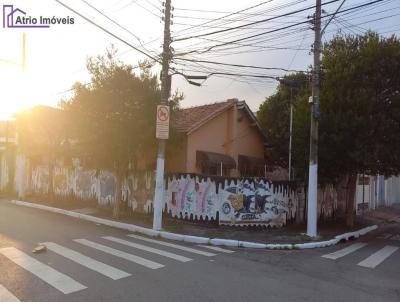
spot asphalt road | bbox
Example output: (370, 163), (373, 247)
(0, 200), (399, 302)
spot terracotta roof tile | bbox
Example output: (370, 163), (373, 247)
(173, 99), (236, 133)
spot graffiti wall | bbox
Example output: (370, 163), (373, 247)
(164, 175), (297, 227)
(218, 179), (296, 227)
(13, 156), (303, 227)
(165, 175), (218, 220)
(23, 160), (153, 213)
(12, 154), (349, 227)
(123, 172), (154, 214)
(0, 152), (9, 191)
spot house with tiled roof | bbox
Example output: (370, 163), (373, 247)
(167, 98), (268, 177)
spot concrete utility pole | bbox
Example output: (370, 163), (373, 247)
(307, 0), (321, 238)
(153, 0), (172, 231)
(288, 87), (293, 181)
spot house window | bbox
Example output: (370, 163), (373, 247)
(238, 155), (266, 177)
(201, 164), (229, 176)
(196, 150), (236, 177)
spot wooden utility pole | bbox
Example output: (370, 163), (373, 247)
(153, 0), (172, 231)
(307, 0), (321, 238)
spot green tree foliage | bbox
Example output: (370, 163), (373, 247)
(61, 46), (183, 217)
(320, 32), (400, 226)
(257, 32), (400, 226)
(257, 72), (311, 180)
(320, 32), (400, 180)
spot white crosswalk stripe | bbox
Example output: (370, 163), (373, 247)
(74, 239), (164, 269)
(103, 236), (192, 262)
(197, 245), (234, 254)
(43, 242), (131, 280)
(0, 236), (228, 297)
(127, 234), (216, 257)
(322, 243), (367, 260)
(0, 247), (86, 294)
(0, 285), (21, 302)
(358, 245), (399, 269)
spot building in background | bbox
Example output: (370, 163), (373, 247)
(355, 174), (400, 214)
(168, 99), (270, 177)
(0, 120), (17, 191)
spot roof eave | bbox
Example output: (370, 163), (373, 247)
(237, 101), (267, 142)
(186, 101), (236, 135)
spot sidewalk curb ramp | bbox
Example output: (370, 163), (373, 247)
(11, 200), (378, 250)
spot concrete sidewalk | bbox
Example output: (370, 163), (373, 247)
(360, 203), (400, 224)
(4, 197), (374, 245)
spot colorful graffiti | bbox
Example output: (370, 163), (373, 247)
(16, 159), (302, 227)
(218, 179), (295, 227)
(165, 176), (296, 227)
(166, 175), (218, 220)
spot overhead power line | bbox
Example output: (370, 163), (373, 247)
(177, 20), (312, 55)
(55, 0), (161, 63)
(173, 0), (341, 42)
(177, 0), (388, 55)
(172, 0), (274, 36)
(56, 63), (146, 95)
(80, 0), (144, 47)
(173, 0), (309, 40)
(133, 0), (161, 18)
(141, 0), (161, 12)
(173, 58), (307, 73)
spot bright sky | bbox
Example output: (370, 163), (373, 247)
(0, 0), (399, 120)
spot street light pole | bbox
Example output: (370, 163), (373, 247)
(307, 0), (322, 238)
(153, 0), (172, 231)
(277, 78), (298, 182)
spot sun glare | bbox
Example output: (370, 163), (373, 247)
(0, 64), (51, 120)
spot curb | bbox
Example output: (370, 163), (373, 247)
(10, 200), (378, 250)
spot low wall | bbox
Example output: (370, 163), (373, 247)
(165, 175), (297, 227)
(9, 155), (345, 227)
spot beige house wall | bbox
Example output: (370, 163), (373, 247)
(229, 108), (265, 176)
(186, 110), (230, 174)
(183, 104), (265, 176)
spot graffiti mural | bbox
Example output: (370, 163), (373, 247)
(166, 175), (218, 220)
(53, 167), (69, 196)
(122, 172), (154, 214)
(31, 166), (50, 194)
(16, 161), (301, 227)
(218, 179), (295, 227)
(74, 170), (97, 200)
(99, 171), (116, 206)
(164, 175), (296, 227)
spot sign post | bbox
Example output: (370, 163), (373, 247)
(156, 105), (170, 140)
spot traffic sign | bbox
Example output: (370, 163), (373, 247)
(156, 105), (170, 139)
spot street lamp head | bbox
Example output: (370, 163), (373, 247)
(277, 78), (302, 88)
